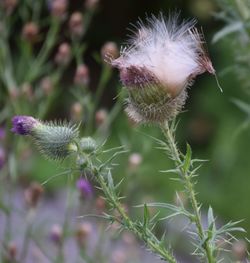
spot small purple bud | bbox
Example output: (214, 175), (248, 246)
(49, 224), (62, 245)
(0, 147), (6, 169)
(76, 178), (93, 198)
(11, 115), (39, 135)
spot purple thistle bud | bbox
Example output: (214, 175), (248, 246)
(76, 178), (93, 198)
(11, 115), (39, 135)
(49, 224), (63, 245)
(11, 115), (79, 160)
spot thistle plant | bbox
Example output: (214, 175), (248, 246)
(11, 12), (248, 263)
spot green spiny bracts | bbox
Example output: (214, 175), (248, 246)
(79, 137), (97, 153)
(32, 121), (79, 160)
(11, 116), (79, 160)
(125, 85), (187, 124)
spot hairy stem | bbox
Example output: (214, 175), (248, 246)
(95, 171), (177, 263)
(161, 122), (215, 263)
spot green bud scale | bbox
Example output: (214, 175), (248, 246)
(32, 121), (79, 160)
(79, 137), (97, 153)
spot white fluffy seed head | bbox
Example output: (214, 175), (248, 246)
(111, 13), (215, 124)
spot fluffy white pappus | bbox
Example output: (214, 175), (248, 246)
(112, 13), (214, 98)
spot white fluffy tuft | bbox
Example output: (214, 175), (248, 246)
(113, 13), (213, 97)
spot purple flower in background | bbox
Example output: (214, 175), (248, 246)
(49, 224), (62, 245)
(76, 178), (93, 198)
(0, 127), (5, 140)
(11, 115), (39, 135)
(0, 147), (6, 169)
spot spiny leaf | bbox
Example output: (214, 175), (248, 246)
(231, 98), (250, 116)
(207, 206), (216, 233)
(143, 204), (150, 228)
(216, 220), (246, 236)
(212, 21), (243, 43)
(106, 169), (114, 190)
(183, 143), (192, 174)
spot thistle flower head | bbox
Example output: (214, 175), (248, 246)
(76, 178), (93, 198)
(11, 116), (39, 135)
(111, 13), (215, 124)
(11, 115), (79, 160)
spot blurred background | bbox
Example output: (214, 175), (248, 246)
(1, 0), (250, 262)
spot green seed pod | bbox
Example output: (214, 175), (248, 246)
(79, 137), (97, 153)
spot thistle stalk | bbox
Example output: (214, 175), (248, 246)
(74, 148), (177, 263)
(96, 172), (177, 263)
(161, 121), (215, 263)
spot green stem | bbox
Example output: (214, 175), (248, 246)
(92, 167), (177, 263)
(20, 209), (36, 262)
(86, 65), (112, 134)
(161, 122), (215, 263)
(25, 18), (60, 83)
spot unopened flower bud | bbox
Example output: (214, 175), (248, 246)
(7, 241), (17, 260)
(11, 116), (39, 135)
(24, 182), (44, 208)
(50, 0), (68, 18)
(75, 222), (92, 246)
(22, 22), (39, 43)
(9, 87), (19, 100)
(85, 0), (99, 10)
(128, 153), (142, 171)
(0, 147), (6, 170)
(111, 14), (215, 124)
(55, 42), (71, 66)
(76, 178), (93, 198)
(40, 77), (53, 96)
(79, 137), (97, 153)
(21, 83), (33, 100)
(232, 240), (248, 261)
(11, 115), (79, 160)
(95, 196), (106, 213)
(50, 224), (63, 245)
(3, 0), (17, 14)
(69, 12), (84, 37)
(111, 249), (127, 263)
(76, 155), (87, 168)
(74, 64), (89, 85)
(95, 109), (107, 126)
(101, 41), (119, 61)
(70, 102), (83, 122)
